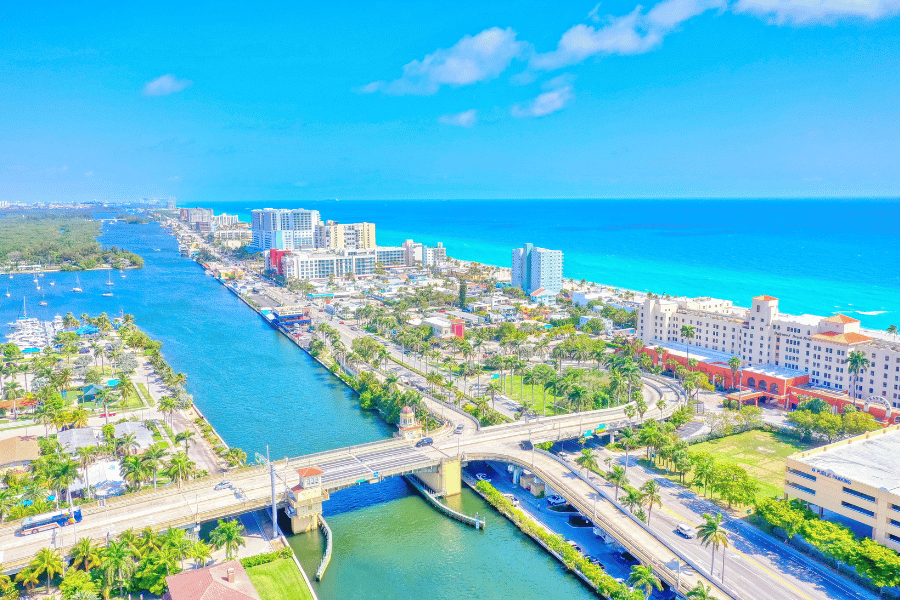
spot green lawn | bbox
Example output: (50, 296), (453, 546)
(245, 558), (314, 600)
(137, 383), (153, 405)
(642, 430), (813, 501)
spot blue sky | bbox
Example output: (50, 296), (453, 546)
(2, 0), (900, 202)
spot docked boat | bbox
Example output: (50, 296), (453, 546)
(72, 274), (83, 293)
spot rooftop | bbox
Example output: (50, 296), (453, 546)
(822, 314), (859, 324)
(753, 295), (779, 301)
(164, 560), (261, 600)
(810, 331), (872, 345)
(297, 467), (323, 477)
(0, 436), (40, 466)
(58, 427), (99, 454)
(794, 428), (900, 495)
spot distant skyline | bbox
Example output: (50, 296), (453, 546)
(2, 0), (900, 203)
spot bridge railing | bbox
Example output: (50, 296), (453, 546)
(315, 514), (333, 580)
(469, 450), (736, 600)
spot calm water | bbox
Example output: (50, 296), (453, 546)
(197, 198), (900, 329)
(0, 220), (597, 600)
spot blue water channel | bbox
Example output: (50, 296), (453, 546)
(1, 220), (604, 600)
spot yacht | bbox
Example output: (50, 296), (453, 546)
(105, 271), (114, 286)
(102, 292), (113, 297)
(39, 299), (48, 306)
(49, 281), (55, 286)
(72, 274), (83, 293)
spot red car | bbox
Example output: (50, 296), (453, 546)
(99, 412), (117, 418)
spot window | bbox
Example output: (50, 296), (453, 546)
(843, 487), (876, 503)
(787, 482), (816, 495)
(788, 468), (816, 481)
(841, 501), (875, 518)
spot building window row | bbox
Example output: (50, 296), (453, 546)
(787, 468), (816, 482)
(841, 501), (875, 518)
(786, 482), (816, 496)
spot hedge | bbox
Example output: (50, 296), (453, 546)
(240, 548), (294, 569)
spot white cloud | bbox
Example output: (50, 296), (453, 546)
(167, 175), (182, 182)
(142, 74), (193, 97)
(734, 0), (900, 24)
(84, 171), (94, 177)
(541, 74), (577, 91)
(439, 109), (478, 127)
(588, 3), (603, 22)
(530, 0), (725, 70)
(512, 85), (574, 118)
(361, 27), (526, 95)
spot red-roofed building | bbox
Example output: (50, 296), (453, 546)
(163, 561), (260, 600)
(638, 293), (900, 410)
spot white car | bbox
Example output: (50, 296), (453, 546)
(676, 523), (696, 539)
(546, 495), (566, 506)
(476, 473), (491, 482)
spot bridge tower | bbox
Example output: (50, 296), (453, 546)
(396, 406), (422, 440)
(288, 467), (329, 534)
(416, 457), (461, 497)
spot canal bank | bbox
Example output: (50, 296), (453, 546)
(0, 220), (601, 600)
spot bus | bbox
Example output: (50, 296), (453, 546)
(18, 508), (83, 536)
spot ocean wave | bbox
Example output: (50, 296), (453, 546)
(856, 310), (888, 315)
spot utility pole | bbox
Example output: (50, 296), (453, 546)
(268, 445), (277, 539)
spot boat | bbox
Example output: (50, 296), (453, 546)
(102, 292), (113, 297)
(120, 270), (126, 278)
(50, 281), (55, 286)
(105, 271), (114, 286)
(4, 288), (9, 298)
(39, 300), (47, 306)
(72, 274), (83, 293)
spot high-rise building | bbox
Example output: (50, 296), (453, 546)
(251, 208), (320, 250)
(511, 243), (563, 295)
(314, 221), (376, 250)
(402, 239), (446, 267)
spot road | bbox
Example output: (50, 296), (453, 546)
(544, 446), (877, 600)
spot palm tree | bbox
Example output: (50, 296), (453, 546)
(622, 487), (645, 514)
(847, 350), (870, 402)
(141, 445), (168, 488)
(30, 547), (64, 593)
(486, 380), (502, 410)
(225, 447), (247, 467)
(101, 540), (135, 599)
(71, 538), (103, 571)
(609, 465), (628, 501)
(617, 427), (637, 472)
(175, 430), (196, 452)
(640, 479), (662, 525)
(727, 356), (742, 394)
(681, 325), (695, 367)
(209, 519), (246, 560)
(628, 564), (661, 600)
(117, 432), (139, 456)
(190, 541), (212, 569)
(687, 583), (717, 599)
(51, 458), (79, 507)
(165, 451), (198, 489)
(575, 448), (598, 477)
(158, 396), (178, 428)
(887, 324), (899, 337)
(75, 446), (98, 498)
(120, 455), (150, 490)
(697, 512), (729, 581)
(15, 568), (41, 594)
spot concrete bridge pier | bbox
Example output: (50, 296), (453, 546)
(416, 458), (461, 497)
(288, 488), (330, 534)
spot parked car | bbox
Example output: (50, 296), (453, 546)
(546, 495), (566, 506)
(676, 523), (696, 539)
(566, 540), (582, 553)
(502, 493), (521, 507)
(586, 556), (603, 568)
(476, 473), (491, 482)
(415, 437), (433, 448)
(454, 424), (464, 434)
(214, 481), (232, 491)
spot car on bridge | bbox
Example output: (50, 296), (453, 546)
(454, 424), (464, 434)
(214, 481), (233, 491)
(415, 437), (433, 448)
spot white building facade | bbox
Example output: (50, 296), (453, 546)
(639, 294), (900, 404)
(251, 208), (321, 251)
(315, 221), (377, 250)
(402, 239), (446, 267)
(511, 243), (563, 295)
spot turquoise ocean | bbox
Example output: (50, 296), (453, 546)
(195, 199), (900, 330)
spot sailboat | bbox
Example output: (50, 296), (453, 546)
(120, 269), (126, 278)
(4, 287), (9, 298)
(102, 291), (113, 297)
(39, 294), (47, 306)
(105, 271), (114, 286)
(72, 274), (83, 293)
